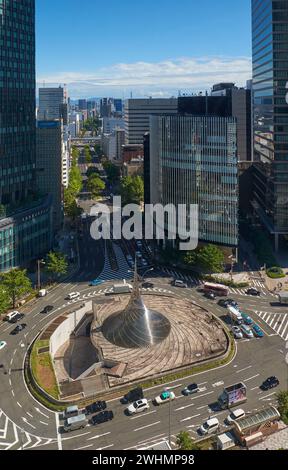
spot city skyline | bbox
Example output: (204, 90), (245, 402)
(36, 0), (252, 98)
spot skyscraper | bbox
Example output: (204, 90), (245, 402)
(38, 86), (68, 124)
(252, 0), (288, 249)
(0, 0), (52, 272)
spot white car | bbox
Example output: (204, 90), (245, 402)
(226, 409), (245, 425)
(199, 417), (219, 435)
(0, 341), (7, 350)
(67, 292), (80, 300)
(232, 326), (243, 339)
(154, 391), (176, 405)
(127, 399), (149, 415)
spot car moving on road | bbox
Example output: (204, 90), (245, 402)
(127, 399), (149, 415)
(0, 341), (7, 350)
(182, 383), (200, 396)
(252, 323), (264, 338)
(218, 299), (229, 308)
(142, 282), (154, 289)
(246, 288), (261, 296)
(261, 376), (280, 390)
(204, 291), (215, 300)
(199, 418), (220, 435)
(226, 409), (245, 425)
(154, 391), (176, 405)
(89, 279), (104, 287)
(90, 410), (114, 425)
(10, 323), (27, 335)
(85, 401), (107, 415)
(172, 280), (188, 288)
(67, 292), (80, 300)
(121, 387), (143, 404)
(240, 324), (254, 338)
(232, 326), (243, 339)
(41, 305), (54, 314)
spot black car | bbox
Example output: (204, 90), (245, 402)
(86, 400), (107, 415)
(226, 299), (239, 308)
(182, 383), (199, 396)
(10, 323), (27, 335)
(218, 299), (229, 308)
(204, 291), (215, 300)
(90, 410), (114, 425)
(142, 282), (154, 289)
(246, 288), (261, 296)
(41, 305), (54, 314)
(261, 376), (279, 391)
(121, 387), (143, 404)
(10, 313), (25, 324)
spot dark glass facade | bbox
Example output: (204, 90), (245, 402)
(252, 0), (288, 233)
(0, 0), (52, 271)
(0, 0), (36, 205)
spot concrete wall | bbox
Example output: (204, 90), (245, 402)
(50, 301), (92, 358)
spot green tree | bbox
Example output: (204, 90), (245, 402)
(45, 252), (68, 278)
(197, 244), (224, 274)
(0, 287), (10, 315)
(86, 166), (100, 178)
(176, 431), (201, 450)
(1, 269), (32, 308)
(84, 145), (92, 164)
(103, 161), (120, 184)
(277, 391), (288, 425)
(120, 176), (144, 205)
(87, 174), (105, 198)
(183, 250), (198, 267)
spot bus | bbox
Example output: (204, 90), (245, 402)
(203, 282), (229, 297)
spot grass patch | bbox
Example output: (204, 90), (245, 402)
(31, 340), (59, 399)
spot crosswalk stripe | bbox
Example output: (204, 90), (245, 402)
(276, 314), (288, 334)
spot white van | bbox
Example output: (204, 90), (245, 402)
(38, 289), (47, 298)
(199, 418), (220, 435)
(173, 280), (188, 288)
(64, 405), (79, 419)
(111, 284), (133, 294)
(67, 292), (80, 300)
(63, 414), (87, 433)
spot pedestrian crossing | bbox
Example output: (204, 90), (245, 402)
(254, 311), (288, 341)
(160, 267), (202, 285)
(97, 241), (132, 282)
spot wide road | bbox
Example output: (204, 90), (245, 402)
(0, 230), (287, 450)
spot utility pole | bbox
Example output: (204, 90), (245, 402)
(37, 259), (45, 290)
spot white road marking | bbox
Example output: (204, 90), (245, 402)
(35, 408), (50, 419)
(259, 392), (276, 401)
(26, 412), (33, 418)
(133, 421), (161, 432)
(180, 414), (201, 423)
(244, 374), (260, 382)
(40, 421), (48, 426)
(197, 405), (208, 410)
(130, 410), (157, 420)
(175, 403), (195, 412)
(17, 402), (22, 408)
(55, 413), (62, 450)
(87, 432), (111, 441)
(11, 390), (15, 397)
(61, 431), (91, 441)
(236, 366), (252, 374)
(250, 386), (259, 391)
(75, 444), (93, 450)
(96, 444), (114, 450)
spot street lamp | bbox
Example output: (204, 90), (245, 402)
(164, 387), (172, 448)
(128, 267), (154, 283)
(37, 259), (46, 290)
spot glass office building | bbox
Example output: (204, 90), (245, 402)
(252, 0), (288, 248)
(0, 0), (52, 271)
(149, 115), (238, 247)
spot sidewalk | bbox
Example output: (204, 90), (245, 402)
(250, 425), (288, 450)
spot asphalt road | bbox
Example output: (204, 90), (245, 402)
(0, 229), (288, 450)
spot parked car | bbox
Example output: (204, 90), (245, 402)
(246, 288), (261, 296)
(154, 391), (176, 405)
(85, 401), (107, 415)
(204, 291), (215, 300)
(261, 376), (279, 391)
(182, 383), (199, 396)
(0, 341), (7, 350)
(67, 292), (80, 300)
(240, 324), (254, 338)
(218, 299), (229, 308)
(10, 323), (27, 335)
(90, 410), (114, 425)
(122, 387), (143, 404)
(199, 418), (220, 435)
(241, 312), (253, 326)
(127, 399), (149, 415)
(41, 305), (54, 314)
(252, 323), (264, 338)
(232, 326), (243, 339)
(226, 409), (245, 425)
(226, 299), (239, 308)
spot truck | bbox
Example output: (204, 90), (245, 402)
(227, 306), (243, 325)
(218, 382), (247, 410)
(38, 289), (47, 298)
(110, 283), (133, 294)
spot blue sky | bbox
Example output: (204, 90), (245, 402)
(36, 0), (252, 98)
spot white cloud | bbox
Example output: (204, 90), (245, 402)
(37, 56), (252, 98)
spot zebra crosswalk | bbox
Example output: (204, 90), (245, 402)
(0, 409), (55, 450)
(254, 311), (288, 341)
(97, 242), (132, 282)
(160, 267), (202, 285)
